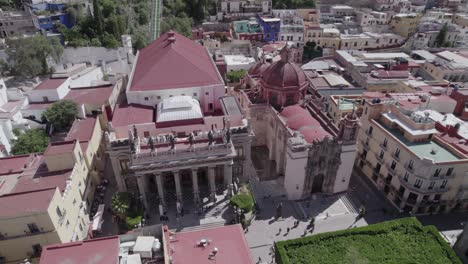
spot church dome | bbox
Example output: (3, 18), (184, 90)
(260, 48), (307, 90)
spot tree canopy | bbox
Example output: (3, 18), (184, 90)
(42, 100), (78, 132)
(5, 35), (63, 77)
(435, 23), (448, 48)
(11, 129), (50, 155)
(227, 70), (246, 83)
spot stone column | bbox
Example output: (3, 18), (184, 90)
(174, 170), (183, 203)
(208, 166), (216, 202)
(110, 156), (127, 191)
(137, 175), (148, 209)
(192, 168), (200, 204)
(224, 163), (233, 197)
(154, 173), (165, 206)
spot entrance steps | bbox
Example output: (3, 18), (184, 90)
(171, 221), (226, 233)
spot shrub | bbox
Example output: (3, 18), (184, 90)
(275, 217), (461, 264)
(230, 193), (254, 213)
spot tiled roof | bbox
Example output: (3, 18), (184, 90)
(44, 141), (76, 156)
(40, 236), (119, 264)
(165, 224), (253, 264)
(34, 77), (68, 90)
(129, 31), (222, 91)
(64, 85), (113, 105)
(12, 170), (72, 194)
(0, 188), (56, 218)
(65, 117), (97, 143)
(112, 104), (154, 127)
(0, 154), (32, 175)
(280, 105), (331, 143)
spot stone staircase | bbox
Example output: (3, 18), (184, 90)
(171, 221), (226, 233)
(340, 193), (359, 214)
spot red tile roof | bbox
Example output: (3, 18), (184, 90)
(34, 77), (68, 90)
(0, 188), (56, 218)
(64, 85), (113, 105)
(65, 117), (97, 143)
(164, 224), (253, 264)
(280, 105), (332, 143)
(44, 140), (76, 156)
(0, 154), (32, 175)
(12, 170), (72, 194)
(112, 104), (154, 127)
(129, 31), (222, 91)
(40, 236), (119, 264)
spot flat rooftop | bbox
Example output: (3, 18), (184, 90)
(377, 119), (460, 162)
(165, 224), (253, 264)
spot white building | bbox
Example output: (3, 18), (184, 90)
(272, 9), (305, 46)
(224, 54), (256, 72)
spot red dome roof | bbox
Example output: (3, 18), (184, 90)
(248, 62), (270, 77)
(280, 105), (332, 143)
(261, 61), (307, 90)
(279, 105), (305, 118)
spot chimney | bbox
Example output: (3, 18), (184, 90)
(168, 31), (176, 43)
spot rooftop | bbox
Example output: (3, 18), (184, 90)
(64, 85), (113, 105)
(65, 117), (97, 143)
(280, 105), (331, 143)
(0, 154), (33, 175)
(40, 236), (119, 264)
(0, 188), (56, 218)
(156, 96), (203, 124)
(112, 104), (154, 127)
(376, 118), (460, 162)
(165, 224), (253, 264)
(129, 31), (222, 92)
(12, 169), (72, 193)
(44, 141), (76, 156)
(33, 77), (68, 91)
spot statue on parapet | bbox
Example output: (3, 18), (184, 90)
(148, 136), (155, 153)
(188, 132), (195, 151)
(208, 130), (214, 146)
(133, 125), (138, 140)
(225, 129), (231, 145)
(169, 134), (176, 153)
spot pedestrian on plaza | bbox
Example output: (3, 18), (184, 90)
(258, 257), (262, 263)
(277, 228), (282, 235)
(286, 227), (290, 233)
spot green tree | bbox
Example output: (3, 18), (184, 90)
(133, 31), (147, 50)
(11, 129), (50, 155)
(100, 0), (116, 17)
(112, 192), (131, 220)
(227, 69), (246, 83)
(93, 0), (104, 34)
(435, 23), (448, 47)
(42, 100), (78, 132)
(6, 35), (63, 77)
(160, 15), (192, 37)
(230, 193), (254, 213)
(100, 32), (120, 48)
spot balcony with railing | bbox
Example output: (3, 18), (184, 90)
(131, 135), (235, 166)
(375, 152), (385, 163)
(397, 174), (450, 194)
(58, 209), (67, 226)
(404, 162), (414, 173)
(386, 162), (397, 175)
(391, 151), (400, 161)
(360, 139), (370, 150)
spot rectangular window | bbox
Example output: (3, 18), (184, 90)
(208, 103), (213, 111)
(395, 148), (400, 158)
(379, 150), (384, 159)
(414, 179), (423, 188)
(441, 180), (448, 189)
(428, 181), (435, 189)
(144, 97), (149, 101)
(193, 93), (198, 97)
(391, 160), (396, 170)
(56, 207), (63, 218)
(446, 168), (453, 176)
(157, 96), (161, 99)
(28, 223), (40, 233)
(433, 168), (441, 177)
(404, 172), (409, 182)
(408, 159), (414, 170)
(383, 138), (388, 148)
(205, 92), (209, 95)
(79, 223), (83, 231)
(144, 131), (150, 137)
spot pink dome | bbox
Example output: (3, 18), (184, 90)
(286, 114), (321, 130)
(280, 105), (306, 118)
(261, 60), (307, 90)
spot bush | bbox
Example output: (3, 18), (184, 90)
(227, 69), (246, 83)
(275, 217), (461, 264)
(230, 193), (254, 213)
(42, 100), (78, 132)
(11, 129), (50, 155)
(126, 214), (143, 229)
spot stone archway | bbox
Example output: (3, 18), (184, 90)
(311, 174), (325, 193)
